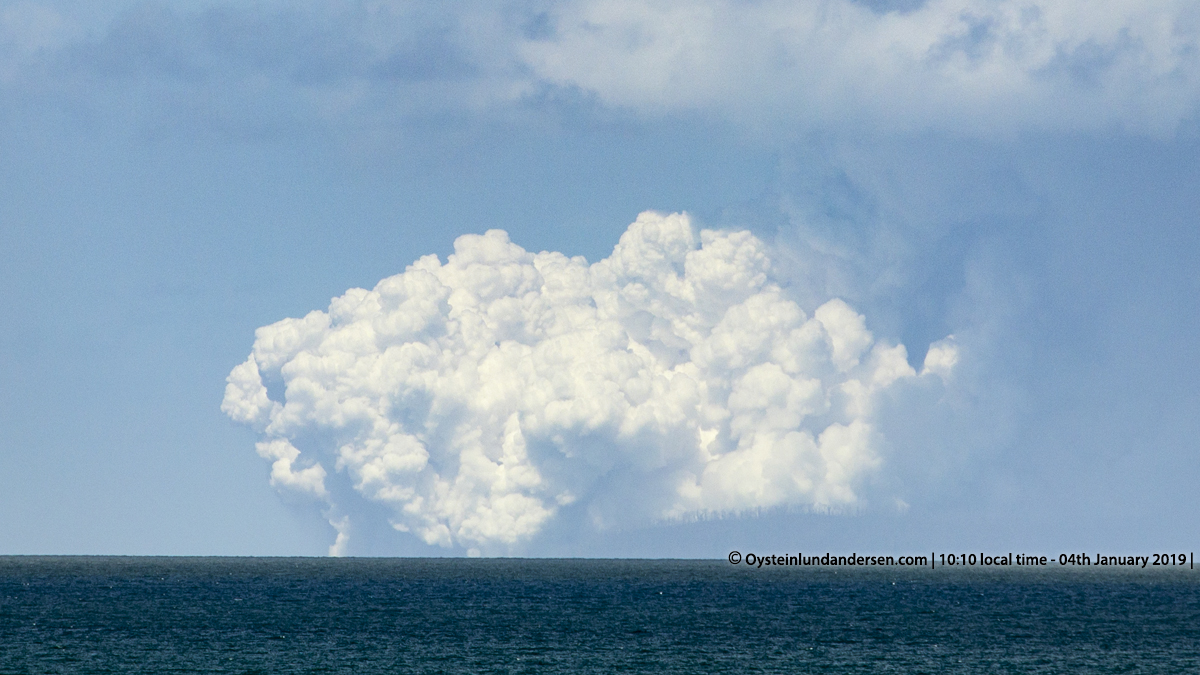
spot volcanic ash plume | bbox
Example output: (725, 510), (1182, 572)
(223, 212), (955, 554)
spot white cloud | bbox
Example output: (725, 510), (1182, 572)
(254, 438), (329, 499)
(223, 211), (954, 552)
(922, 336), (960, 378)
(6, 1), (1199, 135)
(515, 0), (1200, 133)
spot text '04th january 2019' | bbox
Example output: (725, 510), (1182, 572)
(727, 551), (1195, 569)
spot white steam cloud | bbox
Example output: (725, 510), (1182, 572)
(223, 212), (955, 555)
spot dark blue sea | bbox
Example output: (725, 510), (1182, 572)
(2, 557), (1198, 673)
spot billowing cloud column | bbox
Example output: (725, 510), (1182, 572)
(223, 212), (955, 554)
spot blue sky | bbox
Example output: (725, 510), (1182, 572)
(2, 0), (1198, 556)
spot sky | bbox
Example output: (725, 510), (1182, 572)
(1, 0), (1198, 557)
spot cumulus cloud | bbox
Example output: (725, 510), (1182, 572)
(223, 212), (954, 554)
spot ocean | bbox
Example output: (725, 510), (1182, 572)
(2, 557), (1198, 673)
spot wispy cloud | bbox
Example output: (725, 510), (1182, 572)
(517, 0), (1200, 133)
(5, 0), (1199, 136)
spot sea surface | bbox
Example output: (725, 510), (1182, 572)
(2, 557), (1198, 673)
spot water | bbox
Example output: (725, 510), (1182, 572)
(2, 557), (1198, 673)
